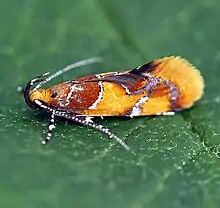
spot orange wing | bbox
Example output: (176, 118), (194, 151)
(82, 56), (204, 116)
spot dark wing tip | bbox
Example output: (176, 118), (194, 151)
(130, 60), (159, 75)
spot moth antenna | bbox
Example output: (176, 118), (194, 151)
(33, 57), (103, 90)
(71, 116), (130, 151)
(33, 99), (130, 150)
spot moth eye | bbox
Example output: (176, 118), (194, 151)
(50, 91), (58, 98)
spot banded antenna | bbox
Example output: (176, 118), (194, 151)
(33, 57), (103, 90)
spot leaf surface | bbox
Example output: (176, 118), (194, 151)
(0, 0), (220, 207)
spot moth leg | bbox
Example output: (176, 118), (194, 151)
(33, 99), (129, 150)
(53, 112), (130, 150)
(42, 113), (56, 144)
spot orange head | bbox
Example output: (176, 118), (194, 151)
(29, 89), (51, 103)
(24, 72), (71, 109)
(24, 73), (54, 109)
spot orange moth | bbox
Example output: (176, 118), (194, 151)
(24, 56), (204, 150)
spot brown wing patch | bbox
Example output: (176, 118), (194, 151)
(48, 80), (100, 111)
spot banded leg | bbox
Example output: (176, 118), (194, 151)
(33, 100), (130, 150)
(42, 113), (56, 144)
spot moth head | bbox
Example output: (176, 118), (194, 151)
(24, 73), (51, 109)
(29, 89), (51, 104)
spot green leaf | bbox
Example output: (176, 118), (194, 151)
(0, 0), (220, 207)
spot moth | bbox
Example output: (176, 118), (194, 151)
(24, 56), (204, 150)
